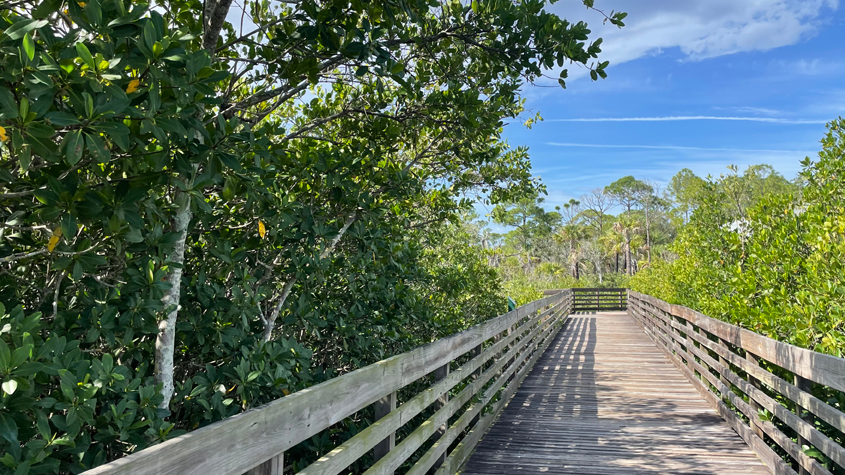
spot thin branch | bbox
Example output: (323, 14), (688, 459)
(52, 271), (66, 320)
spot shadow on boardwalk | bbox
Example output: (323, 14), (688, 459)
(461, 313), (770, 475)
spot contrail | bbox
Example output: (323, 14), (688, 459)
(546, 142), (813, 154)
(547, 116), (827, 124)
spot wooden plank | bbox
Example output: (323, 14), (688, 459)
(437, 311), (564, 475)
(678, 322), (845, 435)
(633, 310), (796, 475)
(246, 454), (282, 475)
(83, 294), (565, 475)
(794, 375), (813, 475)
(297, 300), (564, 475)
(460, 312), (771, 475)
(630, 294), (841, 475)
(745, 351), (767, 439)
(683, 341), (832, 475)
(372, 392), (396, 462)
(365, 306), (566, 475)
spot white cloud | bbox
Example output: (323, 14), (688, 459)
(546, 0), (839, 76)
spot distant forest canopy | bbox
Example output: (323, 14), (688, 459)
(481, 118), (845, 358)
(473, 161), (797, 302)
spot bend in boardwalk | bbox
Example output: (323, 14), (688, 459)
(462, 312), (770, 475)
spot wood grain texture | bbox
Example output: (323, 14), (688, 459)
(629, 293), (845, 475)
(460, 313), (771, 475)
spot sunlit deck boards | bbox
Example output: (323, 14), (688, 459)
(461, 312), (771, 475)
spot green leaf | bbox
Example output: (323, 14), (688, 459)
(35, 412), (51, 439)
(0, 341), (9, 371)
(65, 129), (84, 165)
(72, 261), (83, 281)
(45, 111), (81, 126)
(22, 32), (35, 61)
(85, 133), (111, 163)
(2, 19), (48, 40)
(156, 118), (187, 137)
(19, 146), (31, 173)
(75, 43), (95, 69)
(149, 81), (161, 112)
(61, 213), (77, 240)
(0, 414), (18, 444)
(94, 122), (130, 151)
(0, 89), (19, 120)
(50, 434), (75, 446)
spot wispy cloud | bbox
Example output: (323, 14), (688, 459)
(714, 106), (782, 115)
(546, 142), (814, 154)
(546, 116), (827, 124)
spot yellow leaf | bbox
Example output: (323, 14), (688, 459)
(0, 126), (7, 142)
(126, 79), (140, 94)
(258, 220), (266, 238)
(282, 389), (290, 396)
(47, 227), (62, 253)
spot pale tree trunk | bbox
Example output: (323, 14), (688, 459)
(156, 192), (192, 409)
(152, 4), (233, 409)
(594, 241), (603, 283)
(624, 231), (632, 276)
(259, 212), (356, 343)
(645, 205), (652, 264)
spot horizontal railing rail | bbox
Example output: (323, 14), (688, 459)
(628, 291), (845, 475)
(83, 291), (574, 475)
(545, 287), (627, 312)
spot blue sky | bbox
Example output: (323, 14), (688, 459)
(496, 0), (845, 212)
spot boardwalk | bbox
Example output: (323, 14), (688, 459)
(462, 312), (770, 474)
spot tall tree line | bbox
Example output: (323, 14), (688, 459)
(482, 164), (798, 302)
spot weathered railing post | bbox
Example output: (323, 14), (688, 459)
(469, 344), (483, 427)
(432, 362), (450, 470)
(373, 391), (398, 462)
(743, 351), (765, 439)
(793, 375), (813, 475)
(717, 339), (731, 396)
(246, 454), (283, 475)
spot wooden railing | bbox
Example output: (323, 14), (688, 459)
(629, 291), (845, 475)
(83, 290), (573, 475)
(544, 287), (627, 312)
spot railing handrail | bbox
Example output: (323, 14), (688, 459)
(83, 291), (573, 475)
(629, 291), (845, 392)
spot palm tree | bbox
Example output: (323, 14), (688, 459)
(612, 216), (641, 276)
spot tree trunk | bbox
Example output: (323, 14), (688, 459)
(155, 192), (192, 410)
(259, 212), (356, 343)
(261, 278), (295, 343)
(645, 205), (652, 264)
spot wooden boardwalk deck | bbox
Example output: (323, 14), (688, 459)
(461, 312), (771, 475)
